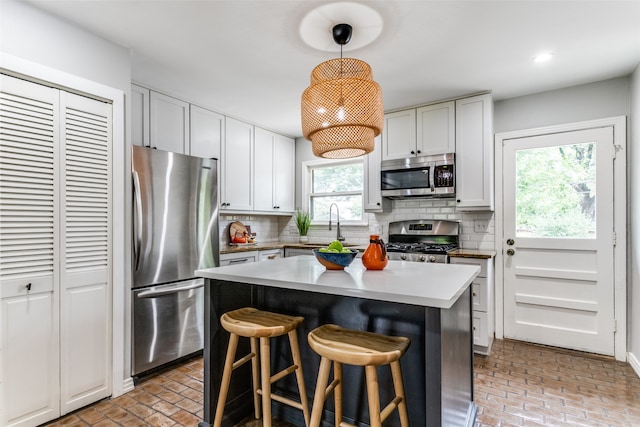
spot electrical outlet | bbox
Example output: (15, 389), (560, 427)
(474, 220), (488, 233)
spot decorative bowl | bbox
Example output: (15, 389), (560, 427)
(312, 248), (358, 270)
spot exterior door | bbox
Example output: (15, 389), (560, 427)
(502, 126), (616, 356)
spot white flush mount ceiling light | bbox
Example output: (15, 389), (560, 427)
(299, 2), (384, 52)
(533, 52), (554, 63)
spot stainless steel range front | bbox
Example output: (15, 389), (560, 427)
(386, 219), (459, 263)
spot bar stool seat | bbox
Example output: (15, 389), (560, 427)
(307, 324), (410, 427)
(214, 307), (310, 427)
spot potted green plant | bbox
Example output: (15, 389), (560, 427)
(295, 210), (311, 243)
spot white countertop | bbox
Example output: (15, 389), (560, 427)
(196, 256), (480, 309)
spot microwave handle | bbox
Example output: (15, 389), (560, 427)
(429, 163), (435, 192)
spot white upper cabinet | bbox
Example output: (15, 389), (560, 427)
(416, 101), (455, 155)
(150, 91), (189, 154)
(131, 84), (149, 147)
(382, 100), (455, 161)
(382, 109), (417, 160)
(455, 93), (494, 211)
(221, 117), (254, 211)
(364, 135), (391, 212)
(254, 128), (295, 213)
(190, 105), (223, 159)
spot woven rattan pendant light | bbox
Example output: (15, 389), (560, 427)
(301, 24), (383, 159)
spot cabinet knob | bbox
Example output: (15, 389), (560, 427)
(26, 283), (32, 291)
(417, 150), (421, 154)
(456, 199), (461, 203)
(411, 150), (416, 155)
(376, 202), (381, 206)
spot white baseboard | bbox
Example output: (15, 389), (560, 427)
(121, 377), (135, 395)
(628, 351), (640, 379)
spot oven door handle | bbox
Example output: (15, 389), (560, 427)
(136, 282), (204, 299)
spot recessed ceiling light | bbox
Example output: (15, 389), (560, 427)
(533, 52), (554, 63)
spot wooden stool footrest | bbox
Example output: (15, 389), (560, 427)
(270, 364), (298, 384)
(324, 378), (340, 400)
(380, 396), (403, 422)
(232, 352), (256, 370)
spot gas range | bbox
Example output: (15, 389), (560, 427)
(386, 220), (459, 263)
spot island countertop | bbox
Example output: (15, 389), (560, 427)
(196, 256), (479, 309)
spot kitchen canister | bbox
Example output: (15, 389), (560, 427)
(362, 234), (388, 270)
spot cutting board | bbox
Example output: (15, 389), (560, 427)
(229, 221), (248, 242)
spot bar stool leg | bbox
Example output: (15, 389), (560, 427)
(364, 365), (382, 427)
(214, 333), (239, 427)
(259, 337), (272, 427)
(391, 360), (409, 427)
(288, 329), (311, 426)
(309, 356), (332, 427)
(333, 361), (343, 426)
(250, 337), (261, 421)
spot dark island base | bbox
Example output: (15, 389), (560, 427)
(200, 279), (476, 427)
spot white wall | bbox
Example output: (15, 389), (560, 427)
(1, 0), (133, 395)
(629, 65), (640, 369)
(494, 77), (630, 133)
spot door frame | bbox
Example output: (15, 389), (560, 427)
(494, 116), (627, 361)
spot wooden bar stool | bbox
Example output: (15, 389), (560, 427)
(307, 324), (410, 427)
(214, 307), (310, 427)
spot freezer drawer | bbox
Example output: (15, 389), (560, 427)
(132, 279), (204, 376)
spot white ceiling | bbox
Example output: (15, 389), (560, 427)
(25, 0), (640, 138)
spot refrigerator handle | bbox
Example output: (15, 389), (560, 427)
(136, 282), (204, 299)
(132, 170), (143, 271)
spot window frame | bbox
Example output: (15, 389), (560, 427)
(301, 157), (368, 227)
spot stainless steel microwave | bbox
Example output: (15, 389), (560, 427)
(380, 153), (455, 199)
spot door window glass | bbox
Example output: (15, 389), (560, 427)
(515, 142), (596, 238)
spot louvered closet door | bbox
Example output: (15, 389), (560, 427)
(0, 74), (61, 427)
(59, 92), (112, 414)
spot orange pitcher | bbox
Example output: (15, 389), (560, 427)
(362, 234), (388, 270)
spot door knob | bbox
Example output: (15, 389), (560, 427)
(506, 238), (515, 245)
(506, 248), (515, 256)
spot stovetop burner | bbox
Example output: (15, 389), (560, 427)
(385, 219), (460, 263)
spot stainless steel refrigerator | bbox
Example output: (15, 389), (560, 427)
(131, 146), (219, 376)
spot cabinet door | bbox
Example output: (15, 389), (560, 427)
(190, 105), (223, 159)
(382, 109), (417, 160)
(254, 127), (275, 211)
(131, 84), (149, 147)
(0, 75), (60, 426)
(59, 92), (112, 414)
(221, 117), (253, 211)
(416, 101), (455, 155)
(150, 91), (189, 154)
(364, 135), (391, 212)
(455, 94), (494, 211)
(273, 134), (295, 213)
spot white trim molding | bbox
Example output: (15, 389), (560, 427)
(494, 116), (627, 361)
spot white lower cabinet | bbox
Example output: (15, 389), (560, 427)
(450, 256), (494, 354)
(259, 249), (283, 261)
(284, 248), (314, 257)
(220, 251), (258, 266)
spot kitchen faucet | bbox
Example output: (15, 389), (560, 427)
(328, 203), (345, 242)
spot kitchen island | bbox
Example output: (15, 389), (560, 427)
(196, 256), (480, 427)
